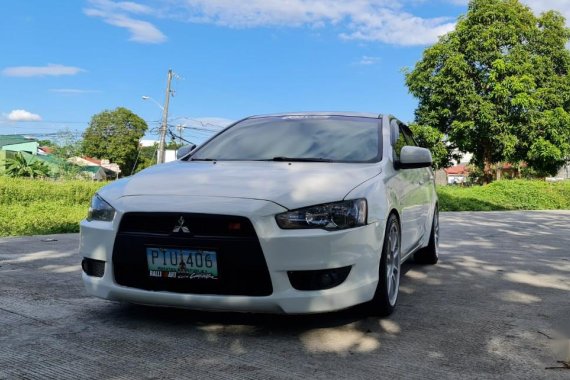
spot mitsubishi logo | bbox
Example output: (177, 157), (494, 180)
(173, 216), (191, 233)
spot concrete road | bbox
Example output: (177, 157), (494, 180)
(0, 211), (569, 379)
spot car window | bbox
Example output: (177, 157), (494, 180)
(391, 120), (407, 161)
(191, 116), (381, 163)
(392, 120), (416, 161)
(400, 125), (417, 146)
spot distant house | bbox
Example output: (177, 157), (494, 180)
(0, 135), (39, 155)
(68, 156), (121, 179)
(163, 150), (177, 163)
(444, 164), (469, 184)
(85, 157), (121, 176)
(38, 146), (55, 155)
(79, 165), (108, 181)
(0, 135), (41, 175)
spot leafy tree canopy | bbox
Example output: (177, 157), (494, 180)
(82, 107), (148, 176)
(409, 123), (460, 169)
(37, 139), (55, 147)
(132, 145), (157, 174)
(405, 0), (570, 179)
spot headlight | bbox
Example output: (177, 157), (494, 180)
(87, 195), (116, 222)
(276, 199), (367, 230)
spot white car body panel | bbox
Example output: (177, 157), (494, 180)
(113, 161), (380, 210)
(80, 113), (437, 314)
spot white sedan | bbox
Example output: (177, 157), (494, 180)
(80, 112), (439, 316)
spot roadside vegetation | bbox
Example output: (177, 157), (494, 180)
(438, 180), (570, 211)
(0, 177), (105, 236)
(1, 177), (569, 237)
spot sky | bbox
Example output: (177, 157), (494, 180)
(1, 0), (569, 144)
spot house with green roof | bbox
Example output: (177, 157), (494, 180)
(78, 165), (108, 181)
(0, 135), (39, 154)
(0, 135), (40, 175)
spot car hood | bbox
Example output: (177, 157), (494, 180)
(100, 160), (380, 210)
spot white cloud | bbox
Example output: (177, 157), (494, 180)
(87, 0), (154, 15)
(357, 55), (381, 65)
(166, 0), (454, 46)
(85, 0), (167, 43)
(340, 9), (455, 46)
(81, 0), (570, 47)
(2, 64), (84, 77)
(6, 109), (42, 122)
(523, 0), (570, 23)
(49, 88), (101, 94)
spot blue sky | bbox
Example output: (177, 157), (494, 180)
(1, 0), (569, 144)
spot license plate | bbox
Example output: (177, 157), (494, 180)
(146, 247), (218, 280)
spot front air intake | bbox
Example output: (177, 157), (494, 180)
(288, 266), (352, 291)
(82, 258), (105, 278)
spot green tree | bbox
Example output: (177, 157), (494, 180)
(132, 144), (157, 174)
(6, 152), (50, 178)
(405, 0), (570, 181)
(131, 140), (185, 174)
(82, 107), (148, 176)
(409, 123), (459, 169)
(37, 139), (55, 147)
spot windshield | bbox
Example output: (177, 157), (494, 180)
(190, 115), (381, 163)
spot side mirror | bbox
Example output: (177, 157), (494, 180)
(176, 144), (197, 159)
(398, 146), (432, 169)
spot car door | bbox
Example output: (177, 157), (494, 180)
(400, 124), (433, 240)
(390, 119), (421, 255)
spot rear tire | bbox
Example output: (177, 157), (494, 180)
(415, 206), (439, 265)
(367, 213), (401, 317)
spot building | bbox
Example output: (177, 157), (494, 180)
(162, 149), (177, 163)
(68, 156), (121, 179)
(78, 166), (108, 181)
(0, 135), (41, 175)
(0, 135), (39, 155)
(444, 164), (469, 184)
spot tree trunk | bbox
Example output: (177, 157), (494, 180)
(482, 145), (493, 184)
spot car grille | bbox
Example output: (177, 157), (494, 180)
(112, 213), (273, 296)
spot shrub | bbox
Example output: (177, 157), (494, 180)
(0, 177), (106, 236)
(438, 180), (570, 211)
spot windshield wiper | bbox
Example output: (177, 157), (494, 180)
(270, 156), (333, 162)
(190, 158), (216, 161)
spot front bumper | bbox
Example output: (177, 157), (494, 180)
(80, 195), (384, 314)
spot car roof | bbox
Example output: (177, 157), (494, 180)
(247, 111), (382, 119)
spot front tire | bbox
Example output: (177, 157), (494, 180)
(368, 213), (401, 316)
(415, 206), (439, 265)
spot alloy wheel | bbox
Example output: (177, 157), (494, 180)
(386, 221), (401, 306)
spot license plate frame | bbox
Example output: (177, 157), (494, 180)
(146, 247), (218, 280)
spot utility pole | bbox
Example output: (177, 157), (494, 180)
(157, 69), (173, 164)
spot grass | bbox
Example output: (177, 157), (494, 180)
(0, 177), (105, 236)
(1, 177), (569, 237)
(438, 180), (570, 211)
